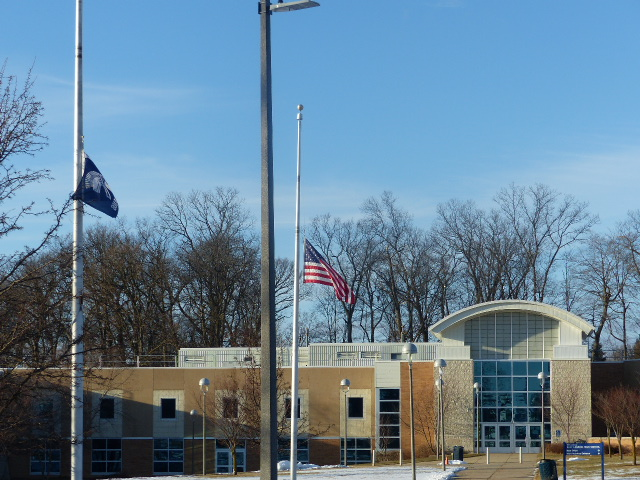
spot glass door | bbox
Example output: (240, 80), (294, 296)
(498, 425), (512, 450)
(482, 424), (513, 453)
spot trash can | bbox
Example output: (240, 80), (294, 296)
(538, 459), (558, 480)
(453, 445), (464, 461)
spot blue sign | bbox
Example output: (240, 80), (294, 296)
(563, 442), (605, 480)
(565, 443), (604, 456)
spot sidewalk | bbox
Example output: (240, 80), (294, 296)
(450, 453), (540, 479)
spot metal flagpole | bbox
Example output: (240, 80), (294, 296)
(70, 0), (85, 479)
(289, 104), (304, 480)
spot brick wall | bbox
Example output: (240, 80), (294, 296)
(550, 360), (592, 443)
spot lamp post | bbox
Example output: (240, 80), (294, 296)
(402, 343), (417, 480)
(434, 359), (447, 471)
(199, 378), (210, 475)
(473, 382), (480, 454)
(340, 379), (350, 466)
(190, 409), (197, 474)
(259, 2), (319, 479)
(538, 372), (547, 460)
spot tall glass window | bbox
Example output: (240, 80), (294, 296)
(377, 388), (400, 451)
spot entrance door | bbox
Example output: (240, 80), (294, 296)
(215, 447), (245, 474)
(482, 424), (542, 453)
(482, 424), (512, 452)
(514, 424), (541, 453)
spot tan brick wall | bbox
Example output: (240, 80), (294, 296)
(441, 360), (474, 451)
(551, 360), (592, 443)
(122, 439), (152, 477)
(310, 438), (340, 465)
(401, 362), (436, 457)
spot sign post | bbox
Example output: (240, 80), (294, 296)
(563, 442), (604, 480)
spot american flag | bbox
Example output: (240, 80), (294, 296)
(303, 240), (356, 305)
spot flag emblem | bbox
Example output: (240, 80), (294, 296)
(72, 155), (119, 218)
(303, 240), (356, 304)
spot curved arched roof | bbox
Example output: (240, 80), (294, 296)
(429, 299), (594, 340)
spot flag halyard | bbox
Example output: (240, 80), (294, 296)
(303, 240), (356, 304)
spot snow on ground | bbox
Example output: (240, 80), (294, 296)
(110, 460), (640, 480)
(112, 464), (464, 480)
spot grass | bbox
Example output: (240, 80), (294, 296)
(542, 452), (640, 479)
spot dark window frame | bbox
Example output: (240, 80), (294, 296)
(161, 398), (177, 419)
(348, 397), (364, 418)
(100, 398), (115, 419)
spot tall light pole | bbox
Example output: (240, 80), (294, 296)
(259, 2), (319, 479)
(434, 359), (447, 471)
(538, 372), (547, 460)
(473, 382), (481, 454)
(402, 343), (417, 480)
(199, 378), (210, 475)
(340, 378), (350, 466)
(190, 409), (197, 474)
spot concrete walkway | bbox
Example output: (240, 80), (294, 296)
(450, 453), (540, 479)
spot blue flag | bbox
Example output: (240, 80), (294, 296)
(72, 155), (119, 218)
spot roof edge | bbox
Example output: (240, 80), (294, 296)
(429, 300), (594, 339)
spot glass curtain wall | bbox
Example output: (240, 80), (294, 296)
(474, 360), (550, 452)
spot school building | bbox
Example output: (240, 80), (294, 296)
(10, 299), (637, 478)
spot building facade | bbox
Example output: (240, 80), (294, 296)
(8, 300), (606, 478)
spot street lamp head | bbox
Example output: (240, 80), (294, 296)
(473, 382), (480, 392)
(537, 372), (547, 387)
(298, 104), (304, 111)
(402, 342), (418, 362)
(190, 409), (198, 416)
(434, 358), (447, 369)
(199, 377), (210, 394)
(270, 0), (320, 13)
(340, 378), (350, 393)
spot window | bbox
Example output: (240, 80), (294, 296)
(100, 398), (115, 419)
(161, 398), (176, 419)
(464, 312), (559, 359)
(285, 397), (301, 419)
(223, 397), (239, 418)
(153, 438), (183, 473)
(341, 437), (372, 465)
(336, 351), (357, 360)
(216, 440), (246, 473)
(278, 438), (309, 463)
(31, 449), (61, 475)
(92, 438), (121, 474)
(378, 388), (400, 450)
(348, 397), (364, 418)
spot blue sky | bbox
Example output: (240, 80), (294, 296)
(4, 1), (640, 258)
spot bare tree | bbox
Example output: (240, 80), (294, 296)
(593, 387), (628, 459)
(575, 233), (626, 361)
(208, 372), (256, 475)
(495, 184), (597, 303)
(551, 375), (586, 443)
(83, 222), (181, 362)
(307, 214), (378, 342)
(0, 62), (74, 453)
(620, 387), (640, 465)
(156, 189), (260, 347)
(435, 199), (519, 303)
